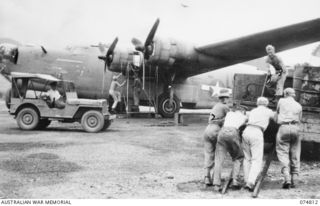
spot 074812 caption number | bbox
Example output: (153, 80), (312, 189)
(300, 200), (319, 205)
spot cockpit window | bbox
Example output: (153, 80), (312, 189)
(0, 43), (18, 64)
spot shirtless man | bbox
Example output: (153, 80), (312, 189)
(109, 74), (126, 113)
(265, 45), (287, 101)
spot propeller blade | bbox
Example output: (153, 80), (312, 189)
(106, 37), (118, 57)
(99, 37), (118, 95)
(144, 18), (160, 48)
(106, 37), (118, 67)
(98, 55), (109, 71)
(98, 37), (119, 73)
(40, 46), (47, 54)
(130, 19), (160, 60)
(131, 37), (144, 51)
(98, 56), (106, 60)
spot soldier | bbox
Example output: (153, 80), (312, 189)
(265, 45), (287, 101)
(43, 82), (65, 109)
(242, 97), (275, 191)
(212, 104), (248, 191)
(276, 88), (302, 189)
(203, 89), (230, 186)
(109, 74), (126, 113)
(132, 72), (142, 112)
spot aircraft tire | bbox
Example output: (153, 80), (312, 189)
(16, 107), (40, 130)
(36, 119), (51, 130)
(101, 120), (111, 131)
(81, 110), (104, 133)
(157, 93), (180, 118)
(5, 88), (11, 109)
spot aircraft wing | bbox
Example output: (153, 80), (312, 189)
(194, 18), (320, 75)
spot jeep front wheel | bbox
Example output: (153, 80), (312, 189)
(81, 110), (104, 133)
(16, 107), (39, 130)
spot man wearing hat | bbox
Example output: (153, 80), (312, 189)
(242, 97), (276, 191)
(265, 45), (287, 100)
(109, 73), (126, 113)
(212, 103), (248, 191)
(203, 89), (230, 186)
(276, 88), (302, 189)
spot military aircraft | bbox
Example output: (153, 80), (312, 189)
(0, 40), (119, 100)
(1, 17), (320, 117)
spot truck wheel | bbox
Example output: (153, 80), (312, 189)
(101, 120), (111, 131)
(37, 119), (51, 130)
(157, 93), (180, 118)
(81, 110), (104, 133)
(16, 107), (39, 130)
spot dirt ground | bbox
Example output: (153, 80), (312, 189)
(0, 101), (320, 199)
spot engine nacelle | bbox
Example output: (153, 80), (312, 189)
(150, 38), (197, 67)
(108, 38), (198, 74)
(107, 47), (133, 74)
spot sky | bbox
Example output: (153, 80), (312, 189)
(1, 0), (320, 65)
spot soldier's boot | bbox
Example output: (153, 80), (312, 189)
(230, 179), (241, 190)
(291, 174), (298, 188)
(282, 174), (291, 189)
(111, 108), (116, 114)
(282, 168), (291, 189)
(244, 182), (255, 192)
(204, 176), (212, 186)
(204, 169), (213, 186)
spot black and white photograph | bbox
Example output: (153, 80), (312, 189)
(0, 0), (320, 203)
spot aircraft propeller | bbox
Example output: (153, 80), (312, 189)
(98, 37), (119, 96)
(131, 18), (160, 60)
(131, 18), (177, 108)
(130, 18), (160, 90)
(98, 37), (118, 72)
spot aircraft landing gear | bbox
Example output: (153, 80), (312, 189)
(157, 92), (180, 118)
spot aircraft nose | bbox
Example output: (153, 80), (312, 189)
(0, 50), (4, 63)
(0, 44), (18, 75)
(0, 51), (5, 71)
(0, 62), (7, 75)
(0, 58), (11, 75)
